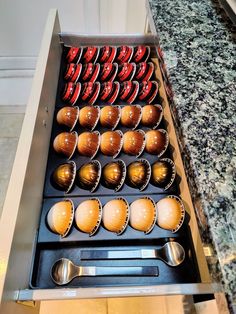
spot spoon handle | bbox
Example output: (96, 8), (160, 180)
(80, 249), (157, 260)
(79, 266), (159, 277)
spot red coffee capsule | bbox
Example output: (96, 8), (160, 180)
(64, 63), (82, 83)
(81, 46), (99, 63)
(64, 46), (83, 64)
(132, 45), (150, 63)
(138, 81), (159, 103)
(117, 63), (136, 82)
(99, 63), (118, 82)
(98, 46), (117, 63)
(81, 63), (100, 83)
(99, 82), (120, 104)
(115, 46), (133, 64)
(61, 82), (75, 102)
(119, 81), (139, 104)
(81, 82), (100, 105)
(69, 83), (82, 106)
(134, 62), (154, 82)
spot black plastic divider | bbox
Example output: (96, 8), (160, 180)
(31, 231), (199, 289)
(31, 44), (200, 289)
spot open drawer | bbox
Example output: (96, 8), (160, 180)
(0, 9), (220, 313)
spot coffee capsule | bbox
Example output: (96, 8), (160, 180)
(117, 62), (136, 82)
(126, 159), (151, 191)
(99, 82), (120, 104)
(156, 195), (185, 232)
(99, 63), (118, 82)
(102, 198), (129, 235)
(130, 197), (156, 234)
(151, 158), (176, 190)
(81, 46), (99, 63)
(119, 81), (139, 104)
(64, 63), (82, 83)
(115, 46), (133, 64)
(101, 160), (126, 191)
(138, 81), (159, 103)
(78, 105), (100, 130)
(123, 130), (145, 157)
(134, 62), (154, 81)
(56, 106), (79, 131)
(53, 131), (78, 159)
(77, 131), (100, 159)
(47, 199), (74, 237)
(75, 198), (102, 235)
(76, 160), (101, 192)
(120, 105), (142, 129)
(51, 161), (76, 193)
(80, 63), (100, 83)
(100, 130), (123, 158)
(141, 104), (163, 129)
(81, 82), (100, 105)
(132, 45), (150, 63)
(145, 129), (169, 157)
(100, 105), (121, 130)
(64, 46), (83, 64)
(61, 82), (81, 106)
(98, 46), (117, 63)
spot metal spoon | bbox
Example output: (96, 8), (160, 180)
(51, 258), (159, 285)
(80, 242), (185, 267)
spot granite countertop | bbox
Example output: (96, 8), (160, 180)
(147, 0), (236, 311)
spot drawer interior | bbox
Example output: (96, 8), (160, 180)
(29, 40), (203, 290)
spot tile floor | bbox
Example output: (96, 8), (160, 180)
(0, 106), (221, 314)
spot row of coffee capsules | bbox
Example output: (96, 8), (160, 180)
(64, 45), (150, 65)
(56, 104), (163, 132)
(51, 158), (175, 194)
(53, 129), (169, 160)
(61, 80), (159, 105)
(46, 195), (185, 237)
(64, 62), (154, 83)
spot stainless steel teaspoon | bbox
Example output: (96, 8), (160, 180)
(51, 258), (159, 285)
(80, 242), (185, 267)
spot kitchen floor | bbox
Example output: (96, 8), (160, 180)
(0, 106), (220, 314)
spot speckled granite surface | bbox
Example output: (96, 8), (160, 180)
(148, 0), (236, 311)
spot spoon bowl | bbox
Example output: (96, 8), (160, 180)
(156, 241), (185, 267)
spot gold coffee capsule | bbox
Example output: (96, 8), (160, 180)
(75, 198), (102, 236)
(51, 161), (76, 193)
(102, 198), (129, 234)
(47, 199), (74, 237)
(126, 159), (151, 191)
(77, 131), (100, 159)
(120, 105), (142, 129)
(145, 129), (169, 156)
(130, 197), (156, 234)
(141, 104), (163, 128)
(53, 131), (78, 159)
(78, 105), (100, 130)
(123, 130), (145, 157)
(101, 160), (126, 191)
(76, 160), (101, 192)
(100, 130), (123, 158)
(151, 158), (176, 190)
(56, 106), (79, 131)
(100, 105), (121, 130)
(156, 196), (185, 232)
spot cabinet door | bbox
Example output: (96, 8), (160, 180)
(0, 9), (61, 314)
